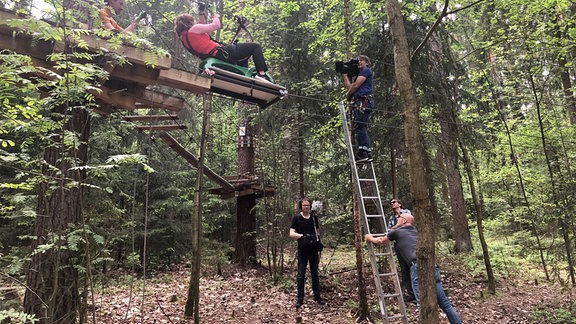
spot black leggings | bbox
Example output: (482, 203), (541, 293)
(215, 42), (268, 72)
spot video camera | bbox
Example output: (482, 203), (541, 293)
(335, 58), (360, 78)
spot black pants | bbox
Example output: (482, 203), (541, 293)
(216, 42), (268, 72)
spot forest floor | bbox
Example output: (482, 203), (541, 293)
(91, 253), (575, 324)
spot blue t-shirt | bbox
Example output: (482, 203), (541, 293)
(353, 67), (373, 97)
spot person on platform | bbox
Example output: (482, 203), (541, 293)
(99, 0), (146, 34)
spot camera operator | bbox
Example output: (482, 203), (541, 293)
(341, 55), (374, 163)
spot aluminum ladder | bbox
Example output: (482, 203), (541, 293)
(339, 102), (408, 324)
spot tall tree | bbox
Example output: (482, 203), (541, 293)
(185, 94), (211, 322)
(385, 0), (439, 322)
(428, 28), (472, 253)
(233, 105), (257, 266)
(24, 104), (90, 323)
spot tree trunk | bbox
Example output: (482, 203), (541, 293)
(389, 148), (398, 197)
(233, 104), (257, 266)
(439, 116), (472, 252)
(385, 0), (438, 322)
(185, 94), (211, 321)
(460, 142), (496, 294)
(428, 26), (472, 253)
(24, 105), (90, 323)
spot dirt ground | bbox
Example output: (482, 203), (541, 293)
(92, 258), (574, 324)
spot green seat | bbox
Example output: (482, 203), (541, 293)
(200, 57), (275, 83)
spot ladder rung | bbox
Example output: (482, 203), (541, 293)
(374, 251), (393, 257)
(382, 292), (401, 298)
(358, 178), (375, 182)
(365, 214), (383, 218)
(378, 272), (396, 277)
(362, 196), (380, 200)
(387, 314), (408, 320)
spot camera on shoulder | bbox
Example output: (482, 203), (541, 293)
(335, 58), (360, 77)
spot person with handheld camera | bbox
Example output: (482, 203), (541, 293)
(340, 55), (374, 163)
(174, 2), (272, 82)
(99, 0), (147, 34)
(289, 198), (326, 309)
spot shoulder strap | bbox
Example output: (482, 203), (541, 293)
(312, 214), (320, 240)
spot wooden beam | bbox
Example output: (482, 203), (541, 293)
(91, 86), (138, 110)
(136, 89), (185, 112)
(158, 68), (211, 93)
(158, 132), (234, 191)
(108, 63), (161, 85)
(135, 125), (186, 131)
(0, 32), (54, 61)
(124, 115), (179, 122)
(72, 34), (171, 69)
(0, 9), (171, 69)
(94, 102), (115, 115)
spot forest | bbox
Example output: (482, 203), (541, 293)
(1, 0), (575, 323)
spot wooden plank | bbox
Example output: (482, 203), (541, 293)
(159, 132), (234, 191)
(91, 86), (137, 110)
(136, 89), (184, 112)
(124, 115), (179, 122)
(1, 9), (171, 70)
(73, 34), (171, 69)
(0, 32), (53, 60)
(108, 63), (161, 85)
(135, 125), (186, 131)
(213, 185), (276, 199)
(94, 102), (115, 115)
(158, 68), (211, 93)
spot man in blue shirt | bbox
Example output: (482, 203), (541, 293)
(342, 55), (374, 163)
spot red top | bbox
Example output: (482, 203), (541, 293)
(181, 16), (221, 57)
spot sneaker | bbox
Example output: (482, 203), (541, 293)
(295, 300), (303, 308)
(356, 151), (369, 164)
(254, 74), (273, 83)
(315, 297), (326, 305)
(403, 294), (415, 303)
(366, 152), (373, 162)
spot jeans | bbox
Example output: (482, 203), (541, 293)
(296, 249), (321, 301)
(352, 97), (373, 152)
(410, 263), (462, 324)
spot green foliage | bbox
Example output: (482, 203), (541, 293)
(529, 302), (576, 324)
(0, 309), (37, 323)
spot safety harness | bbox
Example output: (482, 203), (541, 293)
(182, 32), (224, 60)
(351, 94), (373, 111)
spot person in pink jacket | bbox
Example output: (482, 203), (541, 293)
(174, 9), (271, 81)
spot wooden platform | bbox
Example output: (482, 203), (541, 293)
(208, 174), (276, 199)
(0, 8), (211, 118)
(1, 8), (276, 198)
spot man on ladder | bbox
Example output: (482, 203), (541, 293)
(341, 55), (374, 163)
